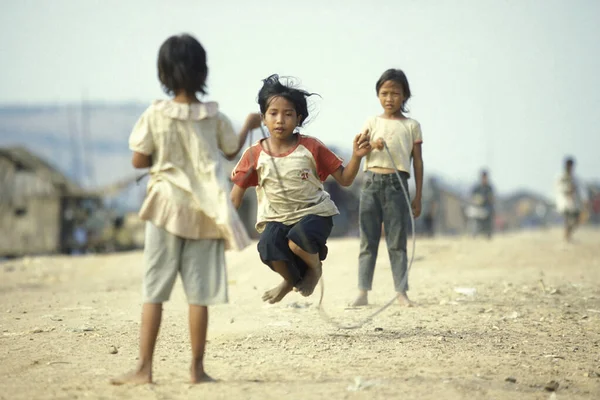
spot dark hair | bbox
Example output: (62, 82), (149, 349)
(565, 156), (575, 167)
(257, 74), (318, 127)
(481, 169), (489, 178)
(375, 69), (412, 113)
(157, 34), (208, 97)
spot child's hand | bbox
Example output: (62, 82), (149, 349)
(244, 113), (263, 131)
(411, 197), (422, 218)
(372, 138), (385, 151)
(353, 132), (371, 157)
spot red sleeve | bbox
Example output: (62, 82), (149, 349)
(302, 136), (343, 182)
(231, 145), (260, 188)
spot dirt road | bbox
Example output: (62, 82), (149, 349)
(1, 228), (599, 399)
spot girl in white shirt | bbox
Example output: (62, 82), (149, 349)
(351, 69), (425, 307)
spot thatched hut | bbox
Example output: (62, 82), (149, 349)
(0, 147), (101, 257)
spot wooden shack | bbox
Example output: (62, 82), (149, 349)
(0, 147), (101, 257)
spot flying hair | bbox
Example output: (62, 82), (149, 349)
(257, 74), (320, 127)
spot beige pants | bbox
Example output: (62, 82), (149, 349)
(143, 222), (228, 305)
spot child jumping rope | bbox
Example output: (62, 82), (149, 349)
(351, 68), (424, 308)
(230, 74), (371, 304)
(111, 33), (261, 385)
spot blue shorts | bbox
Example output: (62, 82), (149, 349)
(257, 215), (333, 286)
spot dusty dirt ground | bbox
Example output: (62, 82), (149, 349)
(1, 227), (600, 400)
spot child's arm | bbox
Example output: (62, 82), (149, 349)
(230, 184), (247, 209)
(411, 143), (424, 217)
(131, 152), (152, 169)
(330, 133), (371, 187)
(230, 145), (259, 207)
(222, 113), (262, 161)
(361, 119), (381, 151)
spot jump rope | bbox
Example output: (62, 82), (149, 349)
(252, 125), (417, 330)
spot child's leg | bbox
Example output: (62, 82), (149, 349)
(564, 212), (578, 242)
(469, 218), (477, 237)
(111, 303), (162, 385)
(572, 211), (581, 234)
(262, 260), (295, 303)
(180, 239), (227, 382)
(353, 177), (383, 306)
(382, 175), (414, 307)
(257, 222), (299, 303)
(288, 241), (321, 296)
(111, 222), (180, 385)
(288, 215), (333, 297)
(476, 218), (485, 237)
(486, 216), (494, 239)
(288, 241), (320, 268)
(189, 305), (213, 383)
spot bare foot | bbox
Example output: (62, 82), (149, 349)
(191, 372), (215, 384)
(397, 292), (416, 307)
(262, 280), (293, 304)
(110, 368), (152, 386)
(297, 263), (322, 297)
(190, 365), (216, 384)
(350, 291), (368, 307)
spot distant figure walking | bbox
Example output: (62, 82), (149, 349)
(467, 169), (495, 239)
(555, 157), (587, 242)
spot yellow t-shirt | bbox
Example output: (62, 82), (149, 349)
(128, 100), (250, 251)
(362, 116), (423, 175)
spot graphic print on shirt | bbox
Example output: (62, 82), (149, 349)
(300, 168), (310, 181)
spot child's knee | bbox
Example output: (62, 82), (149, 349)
(288, 239), (301, 254)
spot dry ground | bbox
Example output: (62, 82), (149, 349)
(1, 227), (600, 399)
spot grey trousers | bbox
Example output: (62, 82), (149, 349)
(143, 222), (228, 305)
(358, 171), (410, 293)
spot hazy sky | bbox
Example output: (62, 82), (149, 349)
(1, 0), (599, 197)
